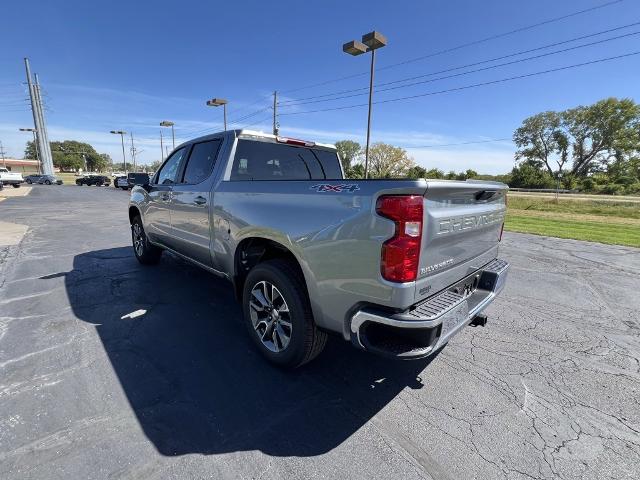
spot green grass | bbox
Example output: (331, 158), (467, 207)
(505, 214), (640, 248)
(508, 196), (640, 219)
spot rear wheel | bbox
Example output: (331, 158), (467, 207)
(45, 180), (51, 185)
(242, 259), (327, 368)
(12, 184), (20, 188)
(26, 179), (32, 184)
(131, 215), (162, 265)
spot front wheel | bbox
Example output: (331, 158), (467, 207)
(26, 179), (32, 184)
(131, 216), (162, 265)
(45, 180), (51, 185)
(242, 259), (327, 368)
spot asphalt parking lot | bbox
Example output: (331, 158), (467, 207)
(1, 185), (639, 480)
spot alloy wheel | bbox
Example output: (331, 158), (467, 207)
(249, 280), (292, 352)
(132, 223), (145, 257)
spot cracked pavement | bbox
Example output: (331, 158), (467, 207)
(0, 186), (639, 479)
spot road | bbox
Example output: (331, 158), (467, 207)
(1, 186), (639, 480)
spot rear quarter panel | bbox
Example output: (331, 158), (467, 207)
(212, 179), (427, 338)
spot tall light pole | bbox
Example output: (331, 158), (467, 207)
(110, 130), (128, 174)
(160, 121), (175, 149)
(19, 128), (41, 174)
(343, 30), (387, 179)
(206, 98), (228, 131)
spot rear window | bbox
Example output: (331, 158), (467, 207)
(230, 140), (342, 181)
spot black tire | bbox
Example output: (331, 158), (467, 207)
(242, 259), (327, 368)
(26, 179), (32, 184)
(131, 215), (162, 265)
(121, 187), (128, 191)
(45, 180), (51, 185)
(12, 184), (20, 188)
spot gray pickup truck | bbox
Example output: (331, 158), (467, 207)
(128, 129), (509, 368)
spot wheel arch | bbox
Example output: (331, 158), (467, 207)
(128, 205), (141, 224)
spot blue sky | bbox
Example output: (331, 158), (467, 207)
(1, 0), (639, 174)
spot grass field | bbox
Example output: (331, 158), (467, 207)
(506, 196), (640, 248)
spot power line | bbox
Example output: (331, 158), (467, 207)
(240, 114), (275, 130)
(280, 0), (625, 94)
(404, 138), (513, 149)
(180, 105), (273, 138)
(280, 20), (640, 104)
(279, 51), (640, 116)
(281, 30), (640, 107)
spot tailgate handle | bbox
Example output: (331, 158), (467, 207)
(475, 190), (498, 201)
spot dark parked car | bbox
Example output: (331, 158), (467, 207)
(75, 175), (110, 186)
(24, 174), (44, 184)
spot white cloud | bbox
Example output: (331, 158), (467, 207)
(411, 147), (515, 175)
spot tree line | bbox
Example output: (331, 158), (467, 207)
(335, 140), (480, 181)
(25, 140), (112, 172)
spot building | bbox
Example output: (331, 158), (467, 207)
(0, 158), (51, 173)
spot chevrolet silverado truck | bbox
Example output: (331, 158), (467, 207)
(128, 130), (509, 368)
(0, 168), (24, 188)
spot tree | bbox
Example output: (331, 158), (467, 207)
(564, 97), (640, 176)
(406, 165), (427, 179)
(509, 162), (555, 189)
(335, 140), (361, 173)
(148, 160), (163, 172)
(514, 111), (569, 176)
(425, 168), (444, 179)
(24, 140), (38, 160)
(367, 143), (416, 178)
(514, 98), (640, 180)
(50, 140), (104, 172)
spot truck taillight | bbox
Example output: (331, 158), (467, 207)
(376, 195), (423, 282)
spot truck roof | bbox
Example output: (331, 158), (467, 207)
(187, 129), (337, 151)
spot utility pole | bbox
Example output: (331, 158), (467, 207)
(0, 141), (6, 168)
(34, 73), (54, 175)
(130, 132), (137, 172)
(273, 91), (279, 136)
(24, 58), (53, 175)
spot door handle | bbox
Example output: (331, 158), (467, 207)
(193, 196), (207, 205)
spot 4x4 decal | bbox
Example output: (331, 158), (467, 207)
(310, 184), (360, 193)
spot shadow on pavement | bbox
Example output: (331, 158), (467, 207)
(64, 247), (439, 457)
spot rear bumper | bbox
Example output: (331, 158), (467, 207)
(349, 258), (509, 359)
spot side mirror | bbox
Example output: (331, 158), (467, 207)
(128, 172), (150, 187)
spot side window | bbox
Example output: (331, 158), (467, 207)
(182, 139), (222, 184)
(156, 147), (187, 185)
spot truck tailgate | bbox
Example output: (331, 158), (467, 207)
(414, 180), (507, 303)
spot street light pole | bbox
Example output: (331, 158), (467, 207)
(206, 98), (228, 131)
(110, 130), (128, 174)
(364, 48), (376, 180)
(160, 129), (164, 161)
(160, 121), (175, 149)
(343, 31), (387, 179)
(19, 128), (41, 174)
